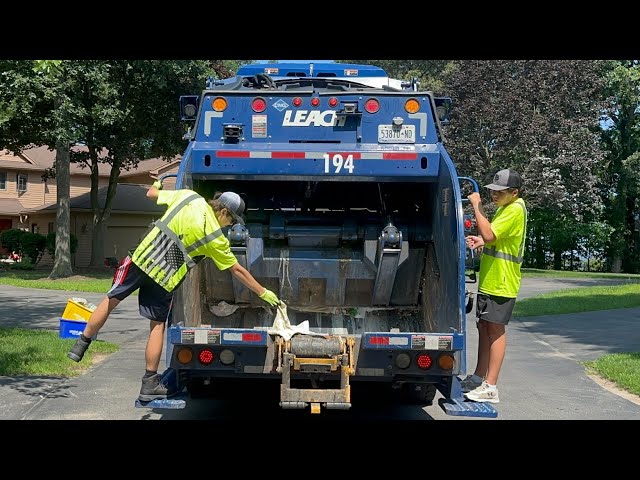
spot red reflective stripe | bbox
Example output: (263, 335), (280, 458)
(382, 153), (417, 160)
(216, 151), (250, 157)
(113, 256), (132, 286)
(369, 336), (390, 345)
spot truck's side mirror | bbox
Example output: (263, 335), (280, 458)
(434, 97), (452, 125)
(180, 95), (199, 121)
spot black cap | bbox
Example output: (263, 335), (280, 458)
(484, 169), (522, 191)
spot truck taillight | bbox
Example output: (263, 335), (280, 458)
(176, 347), (193, 364)
(364, 98), (379, 114)
(212, 97), (227, 112)
(292, 97), (302, 107)
(198, 349), (215, 365)
(438, 354), (455, 370)
(328, 97), (338, 107)
(310, 97), (320, 107)
(416, 354), (432, 369)
(252, 97), (266, 113)
(404, 98), (420, 114)
(464, 218), (473, 229)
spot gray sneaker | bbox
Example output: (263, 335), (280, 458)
(464, 381), (500, 404)
(460, 374), (483, 393)
(138, 374), (178, 402)
(67, 337), (91, 362)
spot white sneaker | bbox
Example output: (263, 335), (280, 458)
(460, 374), (483, 393)
(464, 381), (500, 404)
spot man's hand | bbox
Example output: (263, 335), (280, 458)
(467, 192), (481, 208)
(466, 235), (485, 250)
(259, 288), (280, 306)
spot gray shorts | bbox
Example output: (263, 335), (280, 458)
(475, 293), (516, 325)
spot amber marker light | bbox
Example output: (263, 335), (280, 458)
(212, 97), (227, 112)
(438, 353), (455, 371)
(404, 98), (420, 114)
(176, 347), (193, 364)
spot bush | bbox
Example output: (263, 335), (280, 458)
(0, 229), (26, 254)
(45, 232), (79, 258)
(20, 232), (47, 264)
(9, 260), (35, 270)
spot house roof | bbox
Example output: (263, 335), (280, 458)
(34, 183), (168, 215)
(0, 199), (25, 215)
(1, 146), (180, 177)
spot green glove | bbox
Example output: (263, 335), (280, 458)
(152, 180), (162, 190)
(259, 288), (280, 306)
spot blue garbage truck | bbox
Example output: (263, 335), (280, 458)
(136, 62), (495, 418)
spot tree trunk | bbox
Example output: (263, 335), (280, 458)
(90, 218), (106, 267)
(48, 143), (73, 279)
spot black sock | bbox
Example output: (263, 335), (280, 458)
(80, 334), (92, 343)
(144, 370), (157, 378)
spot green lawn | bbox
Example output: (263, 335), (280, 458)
(0, 328), (119, 376)
(514, 283), (640, 317)
(0, 268), (120, 293)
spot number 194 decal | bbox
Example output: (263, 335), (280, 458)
(324, 153), (354, 174)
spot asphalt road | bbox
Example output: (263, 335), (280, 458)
(0, 276), (639, 420)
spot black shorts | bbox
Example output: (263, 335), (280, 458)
(107, 256), (174, 322)
(475, 293), (516, 325)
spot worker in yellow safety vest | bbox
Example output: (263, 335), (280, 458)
(67, 181), (280, 402)
(460, 169), (527, 404)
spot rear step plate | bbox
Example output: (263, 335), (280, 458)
(135, 393), (187, 409)
(438, 398), (498, 418)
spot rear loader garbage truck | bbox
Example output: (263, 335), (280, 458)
(135, 62), (496, 418)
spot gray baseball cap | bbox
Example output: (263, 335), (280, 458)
(484, 169), (522, 191)
(218, 191), (246, 225)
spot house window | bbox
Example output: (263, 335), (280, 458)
(17, 173), (27, 193)
(0, 172), (6, 190)
(31, 223), (39, 234)
(48, 222), (54, 234)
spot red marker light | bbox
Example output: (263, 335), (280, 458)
(292, 97), (302, 107)
(310, 97), (320, 107)
(364, 98), (379, 114)
(416, 354), (432, 369)
(464, 218), (472, 229)
(252, 97), (267, 113)
(198, 349), (214, 365)
(328, 97), (338, 107)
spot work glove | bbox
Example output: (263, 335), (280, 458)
(259, 288), (280, 306)
(152, 180), (163, 190)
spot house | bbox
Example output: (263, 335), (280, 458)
(0, 145), (180, 267)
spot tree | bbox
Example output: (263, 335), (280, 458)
(600, 60), (640, 273)
(443, 60), (608, 269)
(336, 60), (454, 93)
(0, 59), (75, 277)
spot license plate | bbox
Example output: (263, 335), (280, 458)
(378, 125), (415, 143)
